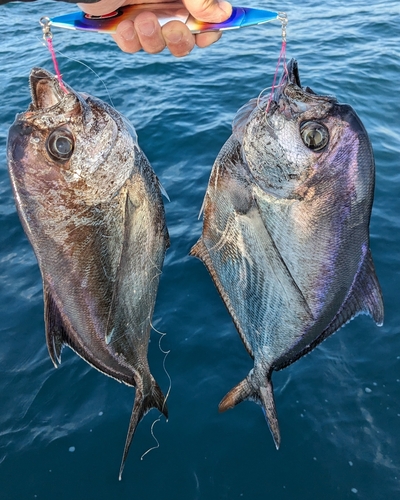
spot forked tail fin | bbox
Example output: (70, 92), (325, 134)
(119, 377), (168, 480)
(218, 374), (281, 449)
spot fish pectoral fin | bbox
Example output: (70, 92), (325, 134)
(44, 283), (69, 367)
(119, 376), (168, 481)
(219, 373), (280, 449)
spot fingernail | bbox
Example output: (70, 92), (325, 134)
(120, 26), (136, 41)
(137, 21), (155, 37)
(165, 30), (183, 44)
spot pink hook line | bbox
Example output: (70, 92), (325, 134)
(46, 38), (68, 94)
(265, 40), (287, 114)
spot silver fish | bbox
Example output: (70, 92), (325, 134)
(7, 68), (169, 479)
(190, 59), (384, 447)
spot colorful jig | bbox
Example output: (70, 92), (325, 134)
(49, 3), (279, 34)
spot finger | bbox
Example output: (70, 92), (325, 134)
(77, 0), (126, 16)
(162, 21), (195, 57)
(134, 12), (166, 54)
(112, 20), (142, 54)
(183, 0), (232, 23)
(195, 31), (222, 49)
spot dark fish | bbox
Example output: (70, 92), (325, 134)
(190, 59), (383, 447)
(7, 68), (169, 479)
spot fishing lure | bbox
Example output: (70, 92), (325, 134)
(49, 2), (279, 34)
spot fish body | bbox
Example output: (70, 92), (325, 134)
(7, 68), (169, 478)
(190, 59), (383, 447)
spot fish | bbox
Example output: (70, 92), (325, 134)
(190, 59), (384, 448)
(7, 68), (170, 479)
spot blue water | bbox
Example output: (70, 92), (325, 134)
(1, 0), (400, 498)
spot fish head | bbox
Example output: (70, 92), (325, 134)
(8, 67), (137, 205)
(233, 59), (373, 199)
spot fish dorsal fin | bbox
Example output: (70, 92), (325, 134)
(44, 283), (68, 367)
(319, 247), (384, 333)
(277, 248), (384, 370)
(232, 98), (258, 143)
(352, 248), (384, 326)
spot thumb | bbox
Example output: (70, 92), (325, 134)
(183, 0), (232, 23)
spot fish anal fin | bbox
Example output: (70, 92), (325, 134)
(119, 377), (168, 481)
(44, 284), (67, 368)
(190, 238), (254, 358)
(218, 373), (280, 449)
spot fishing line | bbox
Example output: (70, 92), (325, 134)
(40, 17), (68, 93)
(37, 20), (115, 108)
(264, 12), (289, 114)
(257, 85), (273, 109)
(140, 321), (171, 461)
(52, 48), (116, 109)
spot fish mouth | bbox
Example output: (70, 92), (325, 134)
(29, 67), (69, 111)
(285, 59), (321, 96)
(273, 58), (301, 101)
(273, 58), (335, 103)
(286, 58), (302, 88)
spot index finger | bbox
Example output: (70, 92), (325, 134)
(182, 0), (232, 23)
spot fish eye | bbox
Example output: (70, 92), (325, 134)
(46, 128), (74, 161)
(300, 121), (329, 151)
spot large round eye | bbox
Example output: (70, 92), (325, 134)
(46, 128), (74, 161)
(300, 121), (329, 151)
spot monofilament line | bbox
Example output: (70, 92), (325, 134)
(35, 34), (115, 108)
(265, 12), (289, 114)
(140, 321), (171, 461)
(52, 48), (116, 109)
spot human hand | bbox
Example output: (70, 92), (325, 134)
(78, 0), (232, 57)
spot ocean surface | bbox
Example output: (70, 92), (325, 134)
(1, 0), (399, 498)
